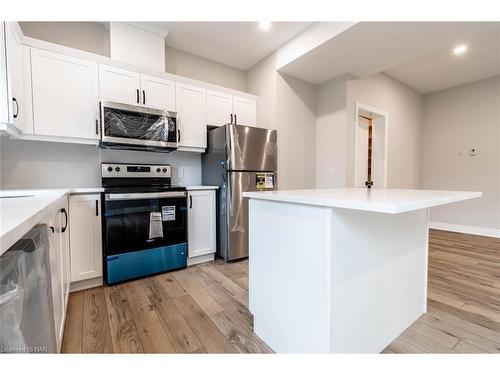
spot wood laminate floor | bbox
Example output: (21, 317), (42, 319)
(62, 229), (500, 354)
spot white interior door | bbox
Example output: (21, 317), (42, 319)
(31, 49), (99, 139)
(207, 90), (233, 126)
(140, 74), (176, 111)
(176, 82), (207, 149)
(99, 64), (140, 105)
(233, 96), (257, 127)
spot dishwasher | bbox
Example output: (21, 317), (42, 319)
(0, 224), (57, 353)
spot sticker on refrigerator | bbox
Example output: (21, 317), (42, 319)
(256, 173), (274, 189)
(162, 206), (176, 221)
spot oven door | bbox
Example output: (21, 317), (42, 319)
(103, 191), (187, 255)
(100, 101), (177, 150)
(102, 191), (188, 284)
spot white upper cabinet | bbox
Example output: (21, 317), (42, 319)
(2, 22), (33, 133)
(176, 82), (207, 149)
(233, 96), (257, 127)
(207, 90), (233, 126)
(140, 74), (176, 111)
(31, 48), (99, 139)
(99, 64), (141, 106)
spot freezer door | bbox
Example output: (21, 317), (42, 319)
(226, 171), (277, 261)
(228, 124), (277, 172)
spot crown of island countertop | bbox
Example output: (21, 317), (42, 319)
(242, 188), (482, 214)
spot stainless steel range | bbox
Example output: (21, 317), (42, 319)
(101, 163), (187, 284)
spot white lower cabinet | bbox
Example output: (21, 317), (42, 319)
(187, 190), (216, 261)
(69, 194), (103, 282)
(42, 195), (70, 352)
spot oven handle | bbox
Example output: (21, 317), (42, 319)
(106, 191), (187, 201)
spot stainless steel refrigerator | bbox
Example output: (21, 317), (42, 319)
(202, 124), (278, 261)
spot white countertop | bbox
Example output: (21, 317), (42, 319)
(0, 189), (69, 256)
(0, 187), (104, 256)
(243, 188), (482, 214)
(186, 186), (219, 190)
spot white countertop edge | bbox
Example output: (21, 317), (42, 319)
(242, 189), (482, 214)
(0, 189), (71, 256)
(186, 186), (219, 190)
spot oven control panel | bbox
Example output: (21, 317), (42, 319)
(101, 163), (171, 178)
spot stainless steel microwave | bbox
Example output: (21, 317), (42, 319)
(99, 101), (178, 152)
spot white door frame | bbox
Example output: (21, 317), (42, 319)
(354, 102), (389, 188)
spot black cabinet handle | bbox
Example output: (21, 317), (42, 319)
(230, 113), (233, 124)
(60, 208), (68, 233)
(49, 226), (55, 234)
(142, 90), (146, 105)
(12, 97), (19, 119)
(177, 129), (181, 143)
(234, 114), (237, 124)
(189, 195), (192, 209)
(136, 89), (140, 104)
(95, 119), (99, 135)
(95, 200), (99, 216)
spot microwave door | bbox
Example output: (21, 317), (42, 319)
(100, 102), (177, 149)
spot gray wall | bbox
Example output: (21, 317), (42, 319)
(420, 76), (500, 230)
(19, 22), (246, 92)
(346, 73), (423, 188)
(166, 46), (245, 91)
(0, 138), (202, 188)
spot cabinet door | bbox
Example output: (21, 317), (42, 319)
(188, 190), (216, 258)
(69, 194), (103, 282)
(233, 96), (257, 127)
(99, 64), (141, 105)
(140, 74), (176, 111)
(5, 24), (33, 133)
(176, 82), (207, 149)
(31, 49), (99, 139)
(207, 90), (233, 127)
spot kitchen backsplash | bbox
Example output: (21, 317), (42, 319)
(0, 137), (202, 188)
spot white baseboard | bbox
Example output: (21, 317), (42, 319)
(187, 253), (215, 266)
(70, 276), (103, 292)
(429, 221), (500, 238)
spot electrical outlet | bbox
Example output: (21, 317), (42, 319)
(177, 167), (184, 178)
(327, 168), (334, 178)
(469, 147), (478, 156)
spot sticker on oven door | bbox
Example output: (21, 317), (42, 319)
(256, 173), (274, 189)
(162, 206), (176, 221)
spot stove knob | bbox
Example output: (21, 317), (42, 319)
(156, 168), (161, 173)
(162, 168), (167, 173)
(107, 166), (113, 172)
(115, 167), (120, 172)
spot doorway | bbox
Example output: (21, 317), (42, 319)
(354, 102), (388, 188)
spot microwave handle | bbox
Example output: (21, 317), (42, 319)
(177, 129), (181, 143)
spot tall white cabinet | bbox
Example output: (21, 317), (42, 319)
(69, 194), (103, 283)
(31, 49), (100, 139)
(187, 189), (217, 264)
(176, 82), (207, 150)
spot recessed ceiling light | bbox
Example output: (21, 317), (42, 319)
(258, 22), (271, 31)
(453, 44), (468, 55)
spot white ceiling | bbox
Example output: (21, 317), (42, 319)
(278, 22), (500, 88)
(148, 22), (313, 71)
(384, 28), (500, 94)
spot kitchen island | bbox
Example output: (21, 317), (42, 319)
(242, 188), (481, 353)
